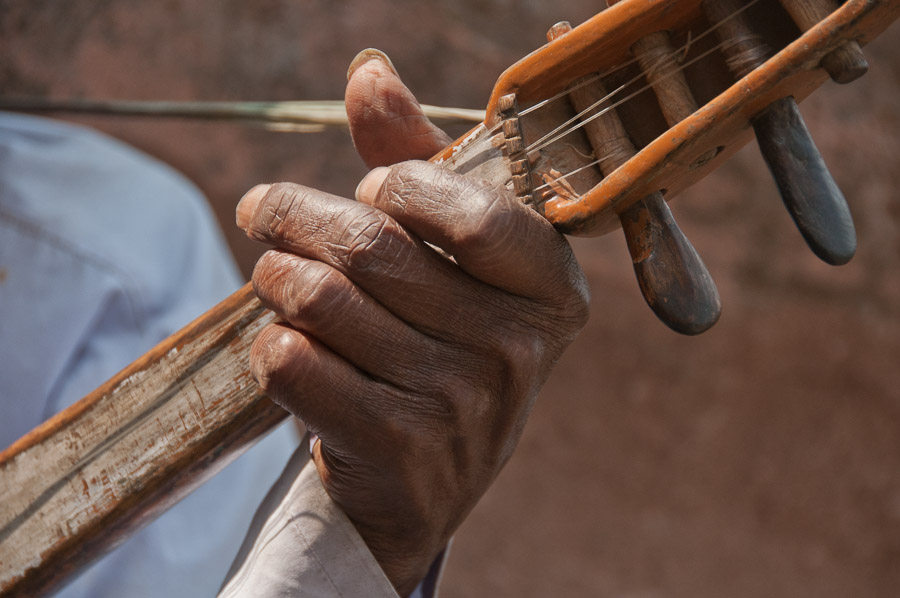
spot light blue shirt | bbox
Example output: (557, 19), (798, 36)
(0, 113), (296, 597)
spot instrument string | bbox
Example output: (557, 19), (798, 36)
(467, 0), (765, 195)
(518, 0), (760, 123)
(641, 38), (687, 84)
(533, 158), (604, 193)
(526, 34), (736, 156)
(523, 0), (763, 155)
(721, 33), (770, 78)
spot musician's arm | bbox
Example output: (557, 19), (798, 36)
(219, 442), (442, 598)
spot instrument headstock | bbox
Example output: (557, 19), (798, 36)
(433, 0), (899, 334)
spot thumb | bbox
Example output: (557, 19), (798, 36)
(345, 49), (452, 168)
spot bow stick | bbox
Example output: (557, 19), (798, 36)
(0, 98), (485, 133)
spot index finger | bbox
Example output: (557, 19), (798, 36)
(235, 181), (512, 341)
(357, 161), (589, 305)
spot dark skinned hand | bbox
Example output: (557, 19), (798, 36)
(235, 49), (590, 597)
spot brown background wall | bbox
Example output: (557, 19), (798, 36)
(2, 1), (899, 596)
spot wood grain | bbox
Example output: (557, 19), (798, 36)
(752, 96), (857, 264)
(0, 285), (287, 596)
(538, 0), (898, 234)
(779, 0), (869, 83)
(548, 20), (720, 335)
(704, 0), (857, 265)
(0, 106), (508, 598)
(1, 0), (897, 593)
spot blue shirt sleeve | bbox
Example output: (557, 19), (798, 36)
(0, 112), (297, 598)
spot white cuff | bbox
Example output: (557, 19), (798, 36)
(218, 442), (398, 598)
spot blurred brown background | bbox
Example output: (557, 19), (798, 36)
(2, 1), (899, 596)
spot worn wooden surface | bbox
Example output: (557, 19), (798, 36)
(0, 285), (287, 596)
(2, 2), (896, 596)
(779, 0), (869, 83)
(546, 20), (720, 334)
(1, 0), (898, 594)
(752, 96), (857, 264)
(401, 0), (899, 238)
(704, 0), (856, 265)
(534, 0), (900, 234)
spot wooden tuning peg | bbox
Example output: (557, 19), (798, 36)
(779, 0), (868, 84)
(703, 0), (856, 265)
(546, 22), (721, 335)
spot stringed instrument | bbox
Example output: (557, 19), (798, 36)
(2, 0), (897, 594)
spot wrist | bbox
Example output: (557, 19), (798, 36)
(310, 438), (446, 597)
(349, 517), (445, 597)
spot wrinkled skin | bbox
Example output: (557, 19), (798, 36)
(235, 52), (590, 596)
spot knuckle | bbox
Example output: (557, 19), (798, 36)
(340, 214), (406, 272)
(428, 353), (502, 427)
(546, 260), (592, 338)
(251, 251), (290, 298)
(377, 410), (423, 448)
(249, 325), (310, 399)
(253, 183), (307, 241)
(293, 266), (348, 327)
(491, 332), (546, 389)
(252, 253), (356, 333)
(560, 271), (592, 333)
(424, 373), (471, 421)
(455, 186), (517, 253)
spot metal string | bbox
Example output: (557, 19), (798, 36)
(531, 0), (760, 117)
(454, 0), (766, 196)
(429, 0), (765, 189)
(521, 0), (763, 155)
(526, 34), (737, 156)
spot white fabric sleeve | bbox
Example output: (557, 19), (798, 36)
(218, 442), (400, 598)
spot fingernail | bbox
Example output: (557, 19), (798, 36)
(347, 48), (399, 81)
(236, 184), (270, 230)
(355, 167), (390, 204)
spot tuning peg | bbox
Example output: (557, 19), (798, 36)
(703, 0), (857, 265)
(779, 0), (868, 84)
(619, 194), (722, 334)
(752, 97), (855, 264)
(547, 21), (721, 334)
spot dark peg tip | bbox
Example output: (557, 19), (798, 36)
(619, 194), (721, 335)
(752, 96), (856, 265)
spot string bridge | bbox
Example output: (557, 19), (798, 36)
(498, 93), (536, 206)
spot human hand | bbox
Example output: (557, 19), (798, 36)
(235, 50), (589, 596)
